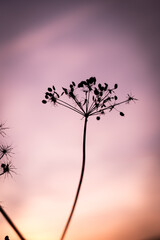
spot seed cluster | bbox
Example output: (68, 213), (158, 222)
(42, 77), (137, 120)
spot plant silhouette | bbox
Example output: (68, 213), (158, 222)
(0, 123), (25, 240)
(5, 236), (10, 240)
(0, 203), (26, 240)
(42, 77), (137, 240)
(0, 123), (16, 177)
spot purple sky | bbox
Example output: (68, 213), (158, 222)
(0, 1), (160, 240)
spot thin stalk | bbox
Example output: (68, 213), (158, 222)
(88, 89), (112, 114)
(60, 116), (88, 240)
(86, 91), (90, 113)
(90, 99), (129, 116)
(0, 205), (26, 240)
(72, 96), (85, 114)
(85, 91), (88, 112)
(58, 99), (83, 115)
(57, 101), (84, 116)
(88, 98), (95, 113)
(0, 154), (4, 160)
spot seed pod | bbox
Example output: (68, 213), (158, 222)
(78, 81), (86, 88)
(98, 83), (104, 91)
(88, 77), (96, 85)
(94, 88), (99, 95)
(62, 88), (68, 94)
(98, 83), (101, 89)
(42, 100), (47, 104)
(114, 84), (118, 89)
(120, 112), (125, 116)
(96, 116), (100, 120)
(69, 91), (75, 99)
(108, 89), (112, 94)
(48, 87), (52, 92)
(104, 83), (108, 90)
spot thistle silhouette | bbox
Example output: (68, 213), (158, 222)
(42, 77), (137, 240)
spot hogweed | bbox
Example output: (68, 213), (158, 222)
(42, 77), (137, 240)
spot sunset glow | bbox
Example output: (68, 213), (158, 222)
(0, 1), (160, 240)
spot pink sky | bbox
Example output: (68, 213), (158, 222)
(0, 1), (160, 240)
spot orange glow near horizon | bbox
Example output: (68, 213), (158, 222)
(0, 1), (160, 240)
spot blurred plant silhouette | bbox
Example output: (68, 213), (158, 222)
(5, 236), (10, 240)
(42, 77), (137, 240)
(0, 123), (25, 240)
(0, 123), (16, 177)
(0, 205), (26, 240)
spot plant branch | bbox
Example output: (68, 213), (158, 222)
(88, 89), (112, 114)
(90, 99), (129, 116)
(0, 205), (26, 240)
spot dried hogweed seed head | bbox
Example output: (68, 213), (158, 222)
(42, 77), (137, 121)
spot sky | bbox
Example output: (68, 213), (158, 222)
(0, 0), (160, 240)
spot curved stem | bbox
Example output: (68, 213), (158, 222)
(60, 116), (88, 240)
(0, 205), (26, 240)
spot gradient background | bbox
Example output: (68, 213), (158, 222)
(0, 1), (160, 240)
